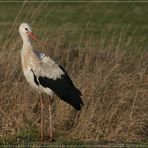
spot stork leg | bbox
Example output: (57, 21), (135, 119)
(48, 96), (53, 142)
(40, 95), (44, 142)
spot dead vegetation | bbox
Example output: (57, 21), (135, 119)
(0, 2), (148, 144)
(0, 27), (148, 143)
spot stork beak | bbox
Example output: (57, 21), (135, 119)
(28, 32), (38, 41)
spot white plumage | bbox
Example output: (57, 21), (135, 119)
(20, 24), (63, 96)
(19, 23), (84, 142)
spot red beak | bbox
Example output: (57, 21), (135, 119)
(28, 32), (38, 41)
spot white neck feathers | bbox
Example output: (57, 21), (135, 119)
(21, 35), (32, 52)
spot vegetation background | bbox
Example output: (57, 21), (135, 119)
(0, 0), (147, 147)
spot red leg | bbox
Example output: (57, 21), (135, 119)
(40, 95), (44, 142)
(48, 96), (53, 142)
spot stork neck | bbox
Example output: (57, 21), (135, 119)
(21, 36), (33, 52)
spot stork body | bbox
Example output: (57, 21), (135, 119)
(19, 23), (84, 141)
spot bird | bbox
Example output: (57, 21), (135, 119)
(19, 23), (84, 142)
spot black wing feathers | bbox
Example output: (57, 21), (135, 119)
(31, 69), (39, 85)
(38, 66), (83, 110)
(59, 65), (82, 96)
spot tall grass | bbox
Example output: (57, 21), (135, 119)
(0, 2), (148, 144)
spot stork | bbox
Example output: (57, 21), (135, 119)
(19, 23), (84, 142)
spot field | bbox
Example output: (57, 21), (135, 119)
(0, 1), (148, 147)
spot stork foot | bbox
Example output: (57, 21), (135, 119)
(40, 137), (44, 143)
(48, 128), (54, 142)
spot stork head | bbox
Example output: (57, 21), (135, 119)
(19, 23), (38, 41)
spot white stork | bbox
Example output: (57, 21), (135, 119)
(19, 23), (84, 142)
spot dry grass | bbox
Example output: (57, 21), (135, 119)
(0, 2), (148, 144)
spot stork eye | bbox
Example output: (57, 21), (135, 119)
(25, 28), (29, 31)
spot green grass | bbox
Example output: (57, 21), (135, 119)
(0, 136), (148, 148)
(0, 2), (148, 50)
(0, 127), (148, 147)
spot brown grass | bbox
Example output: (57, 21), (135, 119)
(0, 2), (148, 143)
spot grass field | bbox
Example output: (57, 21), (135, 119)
(0, 1), (148, 147)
